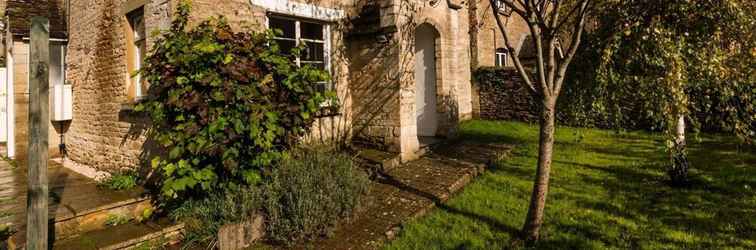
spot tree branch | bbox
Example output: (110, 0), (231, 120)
(490, 0), (538, 95)
(528, 21), (550, 95)
(554, 0), (590, 96)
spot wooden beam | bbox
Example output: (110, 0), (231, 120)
(26, 16), (50, 250)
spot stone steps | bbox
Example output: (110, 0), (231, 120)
(1, 159), (160, 249)
(53, 219), (184, 250)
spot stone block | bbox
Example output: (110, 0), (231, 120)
(217, 215), (265, 250)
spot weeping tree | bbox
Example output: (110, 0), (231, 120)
(594, 0), (755, 185)
(488, 0), (592, 242)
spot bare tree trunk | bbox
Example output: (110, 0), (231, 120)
(669, 114), (689, 185)
(522, 96), (557, 242)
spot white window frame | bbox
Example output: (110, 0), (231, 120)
(495, 48), (508, 67)
(495, 0), (509, 13)
(127, 7), (146, 99)
(266, 14), (333, 91)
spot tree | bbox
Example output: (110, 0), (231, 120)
(488, 0), (592, 242)
(593, 0), (755, 185)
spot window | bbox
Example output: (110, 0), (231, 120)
(495, 48), (508, 67)
(268, 15), (331, 92)
(127, 7), (146, 101)
(49, 42), (66, 86)
(494, 0), (509, 13)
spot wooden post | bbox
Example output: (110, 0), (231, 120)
(27, 16), (50, 250)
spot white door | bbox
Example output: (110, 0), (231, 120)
(415, 25), (438, 137)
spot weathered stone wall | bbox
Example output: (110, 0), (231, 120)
(5, 0), (68, 39)
(347, 0), (400, 151)
(468, 0), (529, 68)
(475, 68), (538, 122)
(64, 0), (173, 171)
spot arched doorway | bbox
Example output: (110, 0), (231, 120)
(415, 24), (439, 138)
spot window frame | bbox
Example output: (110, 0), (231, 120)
(495, 48), (508, 67)
(494, 0), (509, 14)
(266, 14), (333, 92)
(126, 6), (147, 102)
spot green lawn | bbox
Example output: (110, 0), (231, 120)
(386, 120), (756, 250)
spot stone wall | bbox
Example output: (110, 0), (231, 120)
(474, 68), (538, 122)
(5, 0), (68, 39)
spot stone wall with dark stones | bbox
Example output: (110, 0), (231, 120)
(473, 67), (539, 122)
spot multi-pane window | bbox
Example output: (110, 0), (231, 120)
(495, 48), (508, 67)
(127, 7), (146, 100)
(269, 15), (331, 91)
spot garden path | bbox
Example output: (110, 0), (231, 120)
(292, 141), (513, 250)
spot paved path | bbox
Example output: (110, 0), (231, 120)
(290, 141), (513, 250)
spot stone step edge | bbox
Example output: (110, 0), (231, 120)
(100, 223), (184, 250)
(9, 196), (154, 247)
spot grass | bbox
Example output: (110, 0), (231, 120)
(386, 120), (756, 250)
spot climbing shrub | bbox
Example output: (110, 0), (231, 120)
(136, 2), (334, 200)
(262, 147), (369, 243)
(473, 67), (511, 87)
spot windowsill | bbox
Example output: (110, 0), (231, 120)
(315, 105), (341, 118)
(120, 97), (146, 112)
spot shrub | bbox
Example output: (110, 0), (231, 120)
(136, 1), (334, 200)
(170, 186), (262, 247)
(262, 147), (370, 243)
(473, 67), (512, 87)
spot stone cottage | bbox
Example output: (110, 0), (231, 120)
(1, 0), (486, 173)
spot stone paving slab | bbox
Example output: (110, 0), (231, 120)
(283, 141), (513, 250)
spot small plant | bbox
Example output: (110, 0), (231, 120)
(104, 214), (131, 227)
(135, 207), (154, 223)
(0, 156), (18, 169)
(133, 237), (168, 250)
(99, 170), (138, 190)
(262, 147), (370, 243)
(1, 223), (13, 242)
